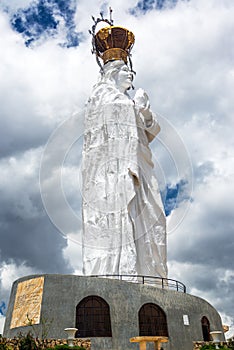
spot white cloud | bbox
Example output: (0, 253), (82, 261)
(63, 231), (83, 275)
(0, 148), (42, 219)
(0, 261), (38, 292)
(0, 315), (5, 335)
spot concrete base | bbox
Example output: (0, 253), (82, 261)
(3, 274), (224, 350)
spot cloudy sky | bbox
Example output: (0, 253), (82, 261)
(0, 0), (234, 338)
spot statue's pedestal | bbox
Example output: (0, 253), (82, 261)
(3, 274), (224, 350)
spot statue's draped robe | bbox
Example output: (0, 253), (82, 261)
(82, 84), (167, 278)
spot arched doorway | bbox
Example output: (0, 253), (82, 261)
(76, 295), (112, 337)
(201, 316), (211, 341)
(139, 303), (168, 336)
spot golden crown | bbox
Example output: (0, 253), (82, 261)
(90, 9), (135, 71)
(95, 26), (135, 65)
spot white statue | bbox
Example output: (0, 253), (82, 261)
(82, 59), (167, 278)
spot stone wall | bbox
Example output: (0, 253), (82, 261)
(4, 274), (225, 350)
(0, 337), (91, 349)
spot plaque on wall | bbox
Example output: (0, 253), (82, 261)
(10, 276), (44, 329)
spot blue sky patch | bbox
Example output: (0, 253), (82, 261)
(162, 179), (191, 216)
(0, 301), (6, 316)
(10, 0), (81, 48)
(130, 0), (189, 15)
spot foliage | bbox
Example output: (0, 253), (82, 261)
(200, 345), (233, 350)
(26, 314), (54, 339)
(18, 332), (38, 350)
(0, 332), (86, 350)
(0, 344), (8, 350)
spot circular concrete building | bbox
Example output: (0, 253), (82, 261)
(3, 274), (224, 350)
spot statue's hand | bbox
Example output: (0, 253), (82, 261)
(134, 88), (152, 122)
(134, 88), (150, 110)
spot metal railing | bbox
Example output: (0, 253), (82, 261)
(89, 274), (186, 293)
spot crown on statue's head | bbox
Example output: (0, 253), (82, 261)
(90, 8), (135, 71)
(95, 26), (135, 65)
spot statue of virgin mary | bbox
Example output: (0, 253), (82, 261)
(82, 24), (167, 278)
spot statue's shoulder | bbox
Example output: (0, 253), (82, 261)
(89, 84), (127, 104)
(92, 83), (115, 95)
(87, 83), (134, 113)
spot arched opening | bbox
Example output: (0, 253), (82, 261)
(139, 303), (168, 336)
(201, 316), (211, 341)
(76, 295), (112, 337)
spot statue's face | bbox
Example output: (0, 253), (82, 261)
(116, 65), (133, 91)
